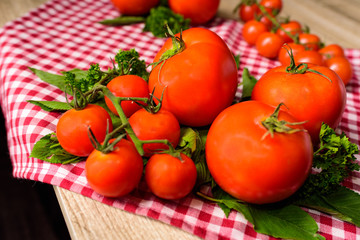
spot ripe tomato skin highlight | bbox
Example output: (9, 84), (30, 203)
(325, 56), (353, 85)
(110, 0), (160, 15)
(252, 64), (346, 143)
(242, 20), (268, 45)
(85, 139), (144, 198)
(294, 50), (325, 66)
(105, 75), (149, 118)
(256, 32), (284, 59)
(128, 108), (181, 157)
(145, 153), (197, 200)
(148, 28), (238, 127)
(56, 104), (113, 157)
(278, 43), (305, 66)
(168, 0), (220, 25)
(259, 0), (283, 13)
(206, 101), (313, 204)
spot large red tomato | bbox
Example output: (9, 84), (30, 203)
(148, 27), (238, 127)
(252, 64), (346, 144)
(168, 0), (220, 25)
(56, 104), (113, 157)
(206, 100), (313, 204)
(85, 139), (143, 198)
(110, 0), (160, 16)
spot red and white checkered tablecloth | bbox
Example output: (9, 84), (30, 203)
(0, 0), (359, 239)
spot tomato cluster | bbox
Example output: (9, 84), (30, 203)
(50, 2), (351, 206)
(239, 0), (353, 85)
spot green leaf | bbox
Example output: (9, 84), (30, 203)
(178, 127), (198, 153)
(249, 204), (324, 240)
(143, 6), (190, 38)
(298, 123), (360, 198)
(233, 54), (240, 69)
(30, 133), (85, 164)
(28, 67), (67, 92)
(241, 68), (258, 101)
(99, 16), (145, 26)
(28, 67), (88, 93)
(299, 186), (360, 227)
(27, 100), (71, 112)
(114, 49), (149, 81)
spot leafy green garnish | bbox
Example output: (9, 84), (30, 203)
(240, 68), (258, 101)
(30, 133), (85, 164)
(143, 6), (190, 38)
(114, 49), (149, 80)
(27, 100), (72, 112)
(297, 123), (359, 198)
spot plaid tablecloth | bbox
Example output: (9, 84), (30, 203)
(0, 0), (359, 239)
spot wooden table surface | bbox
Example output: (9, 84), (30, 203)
(1, 0), (359, 239)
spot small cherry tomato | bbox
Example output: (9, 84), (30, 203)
(276, 20), (302, 43)
(168, 0), (220, 25)
(259, 0), (283, 14)
(206, 100), (313, 204)
(56, 104), (113, 157)
(110, 0), (160, 15)
(85, 139), (144, 198)
(242, 20), (268, 45)
(239, 3), (259, 22)
(294, 50), (325, 66)
(256, 32), (284, 58)
(145, 153), (197, 200)
(325, 56), (353, 85)
(318, 44), (345, 60)
(278, 43), (305, 65)
(128, 108), (181, 157)
(298, 33), (321, 51)
(105, 75), (149, 118)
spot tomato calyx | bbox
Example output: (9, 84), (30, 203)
(149, 24), (186, 70)
(65, 84), (88, 110)
(284, 45), (332, 82)
(261, 103), (307, 139)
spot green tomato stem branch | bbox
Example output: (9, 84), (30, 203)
(257, 4), (298, 43)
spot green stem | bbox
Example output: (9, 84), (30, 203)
(257, 4), (298, 43)
(100, 85), (145, 156)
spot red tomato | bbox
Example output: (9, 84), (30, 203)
(318, 44), (345, 60)
(242, 20), (268, 45)
(259, 0), (283, 14)
(276, 20), (302, 43)
(148, 28), (238, 127)
(294, 50), (325, 66)
(278, 43), (305, 65)
(206, 100), (313, 204)
(168, 0), (220, 25)
(298, 33), (321, 51)
(56, 104), (113, 157)
(85, 139), (143, 198)
(256, 32), (284, 58)
(239, 3), (259, 22)
(105, 75), (149, 118)
(128, 108), (181, 157)
(145, 153), (197, 200)
(110, 0), (160, 15)
(252, 64), (346, 143)
(325, 56), (353, 85)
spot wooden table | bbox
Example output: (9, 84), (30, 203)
(1, 0), (359, 239)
